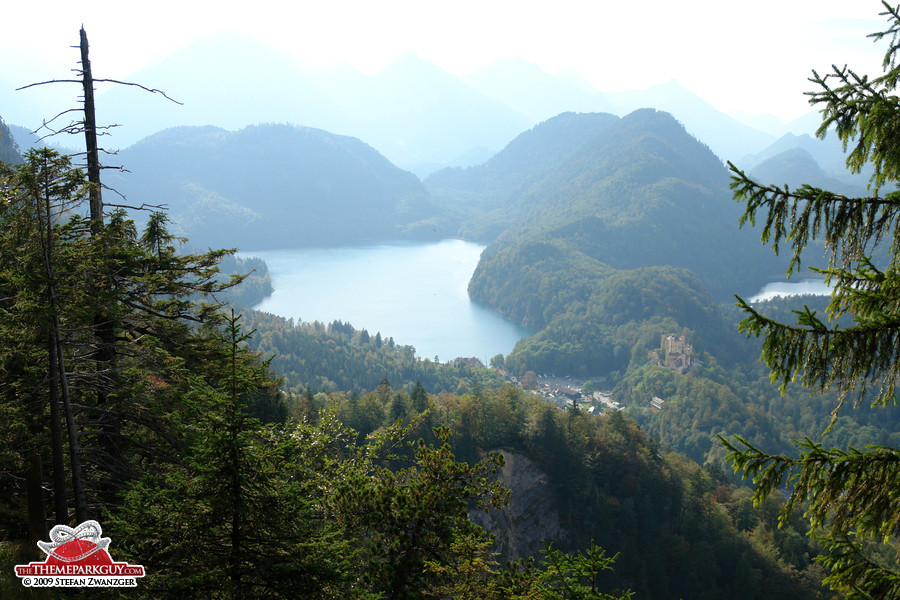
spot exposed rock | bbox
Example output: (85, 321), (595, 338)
(472, 451), (566, 561)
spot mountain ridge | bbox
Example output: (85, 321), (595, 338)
(106, 123), (448, 250)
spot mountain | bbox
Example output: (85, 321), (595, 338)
(605, 80), (775, 161)
(470, 109), (783, 300)
(727, 109), (819, 138)
(105, 124), (448, 250)
(0, 116), (22, 164)
(95, 38), (530, 174)
(741, 132), (847, 171)
(740, 131), (873, 190)
(462, 58), (614, 123)
(3, 35), (790, 178)
(424, 112), (620, 239)
(749, 147), (867, 197)
(96, 32), (347, 149)
(330, 53), (532, 172)
(457, 109), (789, 373)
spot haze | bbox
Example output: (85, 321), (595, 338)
(2, 0), (887, 123)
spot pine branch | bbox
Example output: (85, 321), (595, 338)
(721, 436), (900, 540)
(729, 164), (900, 274)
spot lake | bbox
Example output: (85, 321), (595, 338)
(241, 239), (534, 362)
(749, 278), (833, 302)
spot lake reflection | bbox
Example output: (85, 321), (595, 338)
(241, 239), (533, 362)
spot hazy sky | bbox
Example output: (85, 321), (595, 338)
(3, 0), (890, 121)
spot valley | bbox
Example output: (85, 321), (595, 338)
(3, 17), (899, 596)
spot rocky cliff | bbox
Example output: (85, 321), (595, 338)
(472, 451), (565, 561)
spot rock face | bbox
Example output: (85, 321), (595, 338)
(472, 451), (565, 561)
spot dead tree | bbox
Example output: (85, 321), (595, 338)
(15, 27), (180, 524)
(17, 26), (180, 224)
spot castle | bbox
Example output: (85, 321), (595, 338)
(648, 334), (694, 374)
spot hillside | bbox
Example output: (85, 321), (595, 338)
(0, 117), (21, 164)
(469, 109), (785, 301)
(749, 147), (867, 197)
(424, 112), (619, 239)
(455, 109), (790, 374)
(106, 124), (452, 250)
(604, 80), (777, 161)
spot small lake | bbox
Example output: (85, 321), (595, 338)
(749, 278), (833, 302)
(241, 239), (534, 362)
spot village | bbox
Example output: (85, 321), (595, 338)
(494, 333), (695, 414)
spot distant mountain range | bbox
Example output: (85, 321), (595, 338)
(3, 30), (824, 176)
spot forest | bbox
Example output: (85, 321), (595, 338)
(4, 7), (900, 597)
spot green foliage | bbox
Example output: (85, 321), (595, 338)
(216, 254), (273, 308)
(0, 116), (22, 165)
(723, 4), (900, 596)
(328, 423), (509, 599)
(108, 312), (346, 598)
(537, 541), (633, 600)
(240, 310), (506, 397)
(0, 148), (254, 531)
(317, 383), (829, 599)
(495, 260), (737, 376)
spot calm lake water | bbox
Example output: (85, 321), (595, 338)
(242, 239), (533, 362)
(749, 278), (833, 302)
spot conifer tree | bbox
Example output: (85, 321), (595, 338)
(109, 311), (348, 599)
(0, 148), (250, 532)
(722, 3), (900, 596)
(329, 422), (509, 599)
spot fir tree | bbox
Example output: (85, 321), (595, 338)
(109, 311), (348, 599)
(722, 3), (900, 597)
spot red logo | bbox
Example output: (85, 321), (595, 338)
(15, 520), (145, 588)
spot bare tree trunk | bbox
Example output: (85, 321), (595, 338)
(25, 453), (48, 556)
(80, 28), (116, 412)
(52, 319), (88, 522)
(39, 173), (89, 523)
(79, 27), (102, 235)
(47, 332), (69, 524)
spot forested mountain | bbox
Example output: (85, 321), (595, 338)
(461, 110), (789, 377)
(461, 109), (787, 300)
(604, 81), (778, 161)
(424, 112), (619, 239)
(105, 124), (450, 250)
(0, 117), (21, 164)
(749, 147), (867, 197)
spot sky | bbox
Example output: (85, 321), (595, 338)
(1, 0), (892, 122)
